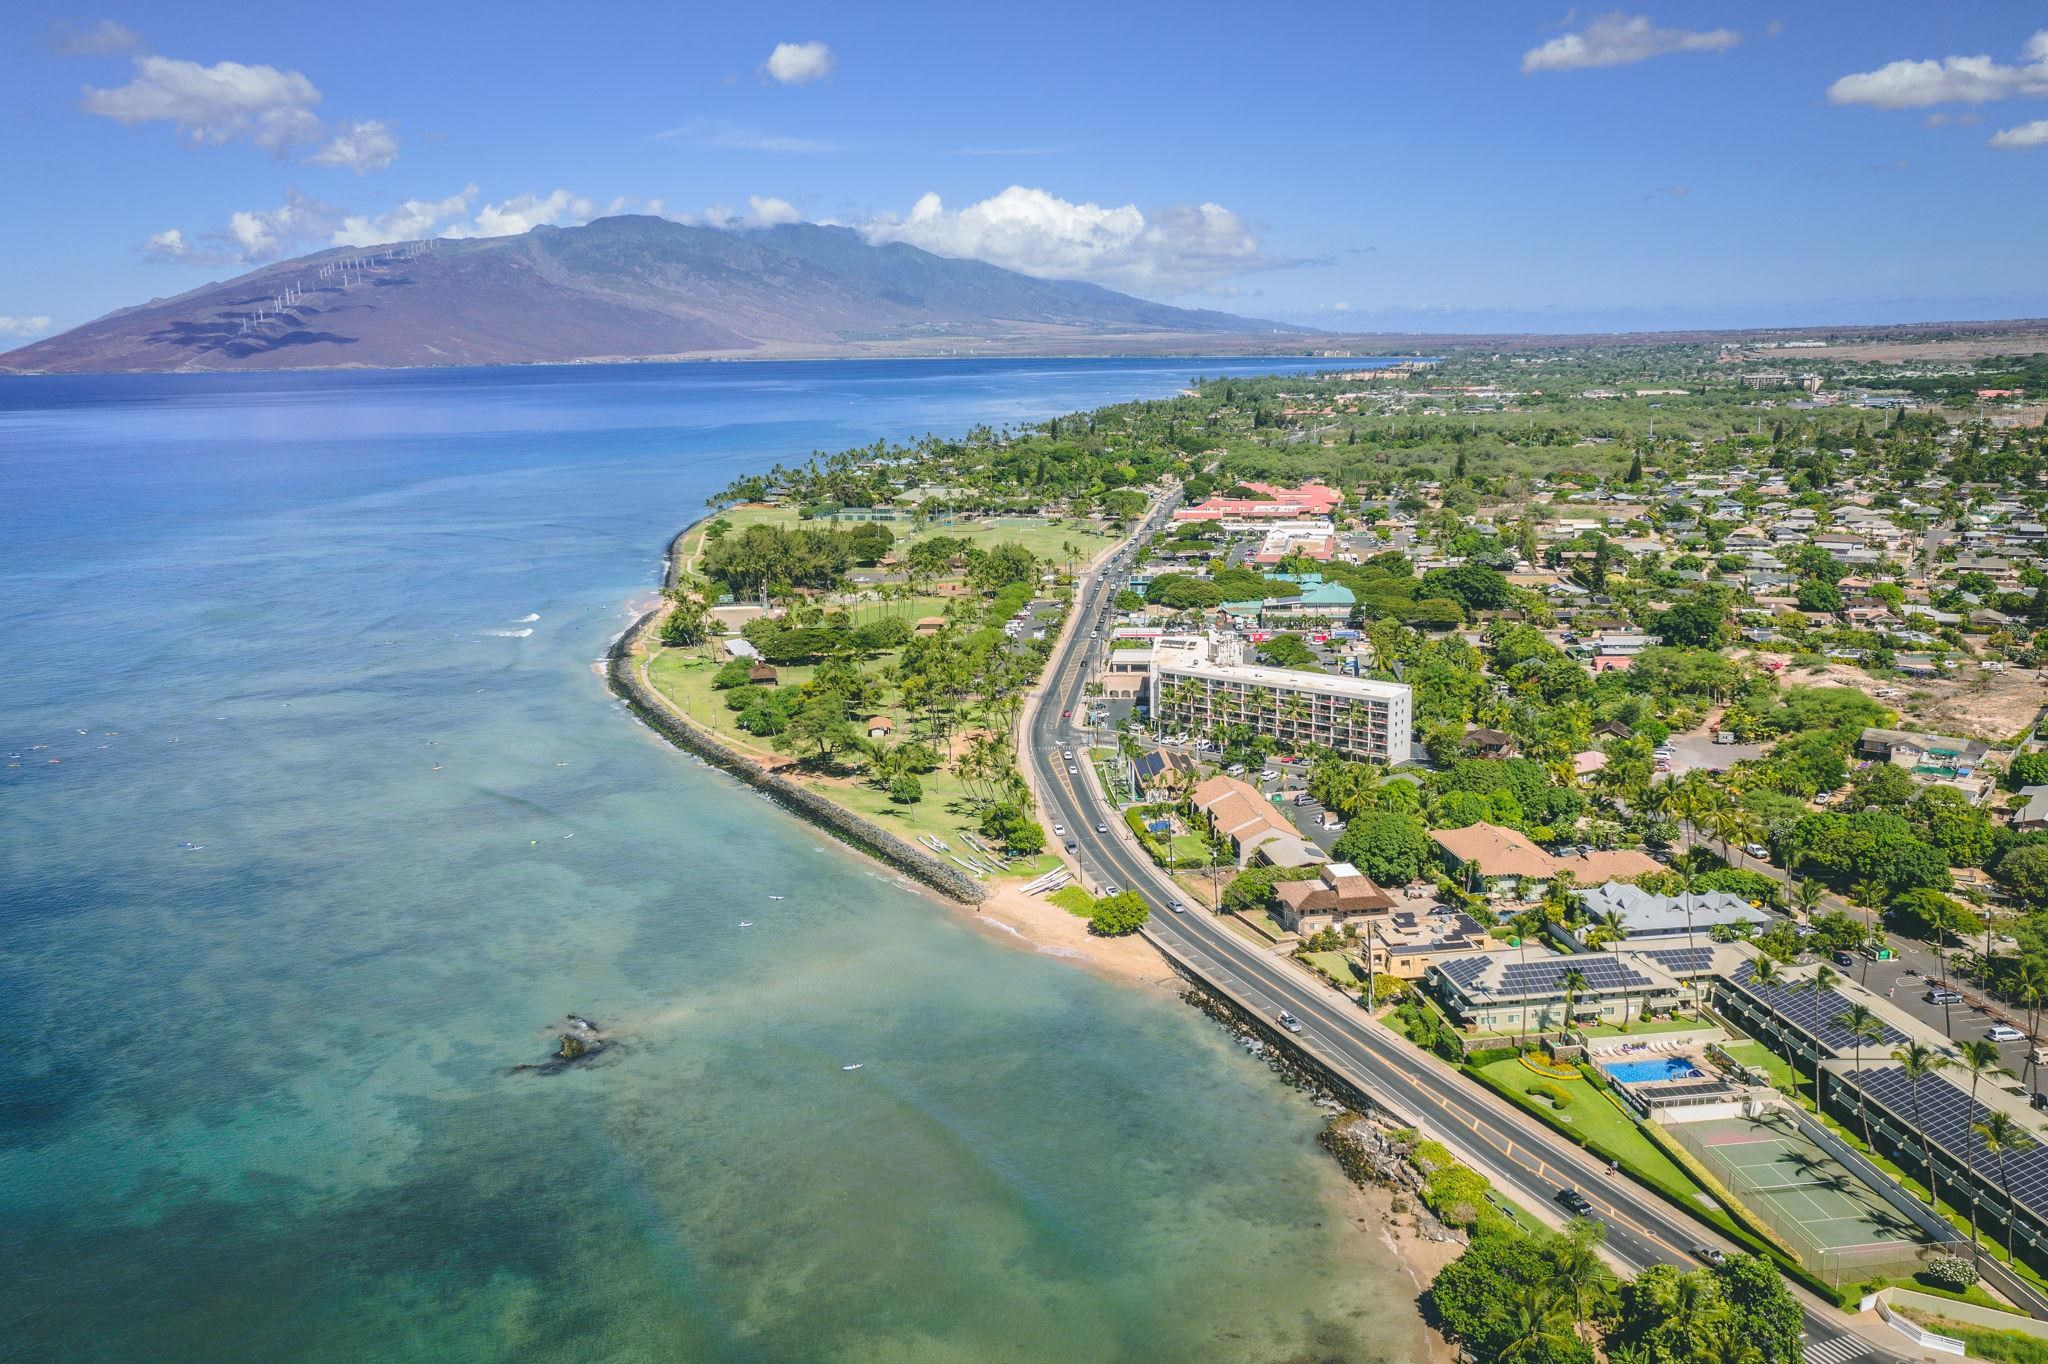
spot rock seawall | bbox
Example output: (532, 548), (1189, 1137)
(606, 604), (987, 907)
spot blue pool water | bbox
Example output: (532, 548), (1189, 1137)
(1602, 1056), (1703, 1084)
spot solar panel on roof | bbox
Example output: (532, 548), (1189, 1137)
(1644, 946), (1713, 975)
(1728, 963), (1905, 1052)
(1841, 1066), (2048, 1222)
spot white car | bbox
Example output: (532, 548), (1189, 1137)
(1743, 843), (1769, 859)
(1052, 824), (1067, 837)
(1989, 1025), (2026, 1043)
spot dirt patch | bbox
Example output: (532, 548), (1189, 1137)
(1750, 653), (2046, 742)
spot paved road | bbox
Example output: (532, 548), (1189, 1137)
(1022, 508), (1902, 1364)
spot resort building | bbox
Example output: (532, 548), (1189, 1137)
(1273, 860), (1395, 934)
(1189, 774), (1324, 868)
(1428, 948), (1692, 1033)
(1149, 633), (1411, 761)
(1171, 481), (1342, 523)
(1429, 822), (1662, 889)
(1569, 881), (1772, 941)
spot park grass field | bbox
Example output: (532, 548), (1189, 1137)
(680, 501), (1121, 578)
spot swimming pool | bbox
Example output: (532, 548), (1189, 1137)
(1601, 1056), (1702, 1085)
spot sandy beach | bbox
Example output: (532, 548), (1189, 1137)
(969, 875), (1180, 989)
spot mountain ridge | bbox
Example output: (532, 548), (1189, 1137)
(0, 216), (1311, 374)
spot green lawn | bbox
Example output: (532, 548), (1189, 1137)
(1472, 1057), (1706, 1208)
(1302, 951), (1366, 991)
(1716, 1040), (1800, 1091)
(689, 503), (1121, 575)
(1574, 1014), (1710, 1039)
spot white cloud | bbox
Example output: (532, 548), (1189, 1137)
(47, 19), (144, 56)
(1827, 31), (2048, 109)
(764, 41), (835, 85)
(0, 315), (54, 337)
(80, 52), (399, 169)
(448, 189), (597, 239)
(331, 186), (480, 247)
(141, 188), (338, 265)
(1990, 119), (2048, 150)
(746, 195), (802, 226)
(82, 54), (324, 153)
(306, 119), (398, 174)
(653, 116), (838, 153)
(862, 185), (1287, 295)
(1522, 12), (1740, 74)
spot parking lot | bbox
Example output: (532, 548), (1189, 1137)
(1661, 732), (1767, 776)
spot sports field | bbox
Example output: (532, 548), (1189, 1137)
(1665, 1108), (1928, 1283)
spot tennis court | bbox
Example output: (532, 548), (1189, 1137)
(1664, 1108), (1930, 1284)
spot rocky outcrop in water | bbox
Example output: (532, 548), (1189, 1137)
(511, 1014), (612, 1075)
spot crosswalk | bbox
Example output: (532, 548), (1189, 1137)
(1803, 1334), (1876, 1364)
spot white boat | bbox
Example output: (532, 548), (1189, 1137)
(841, 1063), (863, 1071)
(766, 894), (785, 900)
(738, 921), (754, 928)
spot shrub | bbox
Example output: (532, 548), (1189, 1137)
(886, 774), (922, 805)
(1089, 891), (1150, 936)
(736, 705), (787, 736)
(712, 658), (753, 689)
(1465, 1045), (1520, 1068)
(1920, 1255), (1979, 1292)
(1527, 1080), (1574, 1110)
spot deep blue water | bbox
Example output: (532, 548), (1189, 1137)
(0, 357), (1428, 1362)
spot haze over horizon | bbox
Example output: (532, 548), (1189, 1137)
(3, 1), (2047, 345)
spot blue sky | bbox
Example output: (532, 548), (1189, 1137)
(2, 2), (2046, 343)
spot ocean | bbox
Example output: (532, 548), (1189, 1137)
(0, 357), (1427, 1362)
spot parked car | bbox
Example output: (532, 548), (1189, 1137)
(1988, 1024), (2026, 1043)
(1276, 1010), (1304, 1034)
(1925, 988), (1963, 1005)
(1833, 951), (1858, 968)
(1556, 1188), (1594, 1216)
(1063, 840), (1078, 854)
(1052, 824), (1067, 836)
(1743, 843), (1769, 860)
(1692, 1244), (1728, 1266)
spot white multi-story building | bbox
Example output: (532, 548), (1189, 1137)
(1149, 634), (1412, 761)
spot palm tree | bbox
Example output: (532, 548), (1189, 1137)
(1893, 1041), (1953, 1211)
(1673, 868), (1703, 952)
(1833, 1004), (1887, 1148)
(1848, 879), (1889, 984)
(1555, 966), (1591, 1036)
(1545, 1219), (1610, 1339)
(1751, 956), (1798, 1078)
(1790, 877), (1828, 922)
(1800, 966), (1843, 1094)
(1497, 1284), (1576, 1363)
(2019, 960), (2048, 1089)
(1975, 1111), (2039, 1263)
(1958, 1038), (2012, 1129)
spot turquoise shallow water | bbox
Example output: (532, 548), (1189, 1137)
(0, 358), (1426, 1362)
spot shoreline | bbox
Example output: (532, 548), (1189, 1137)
(615, 493), (1456, 1359)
